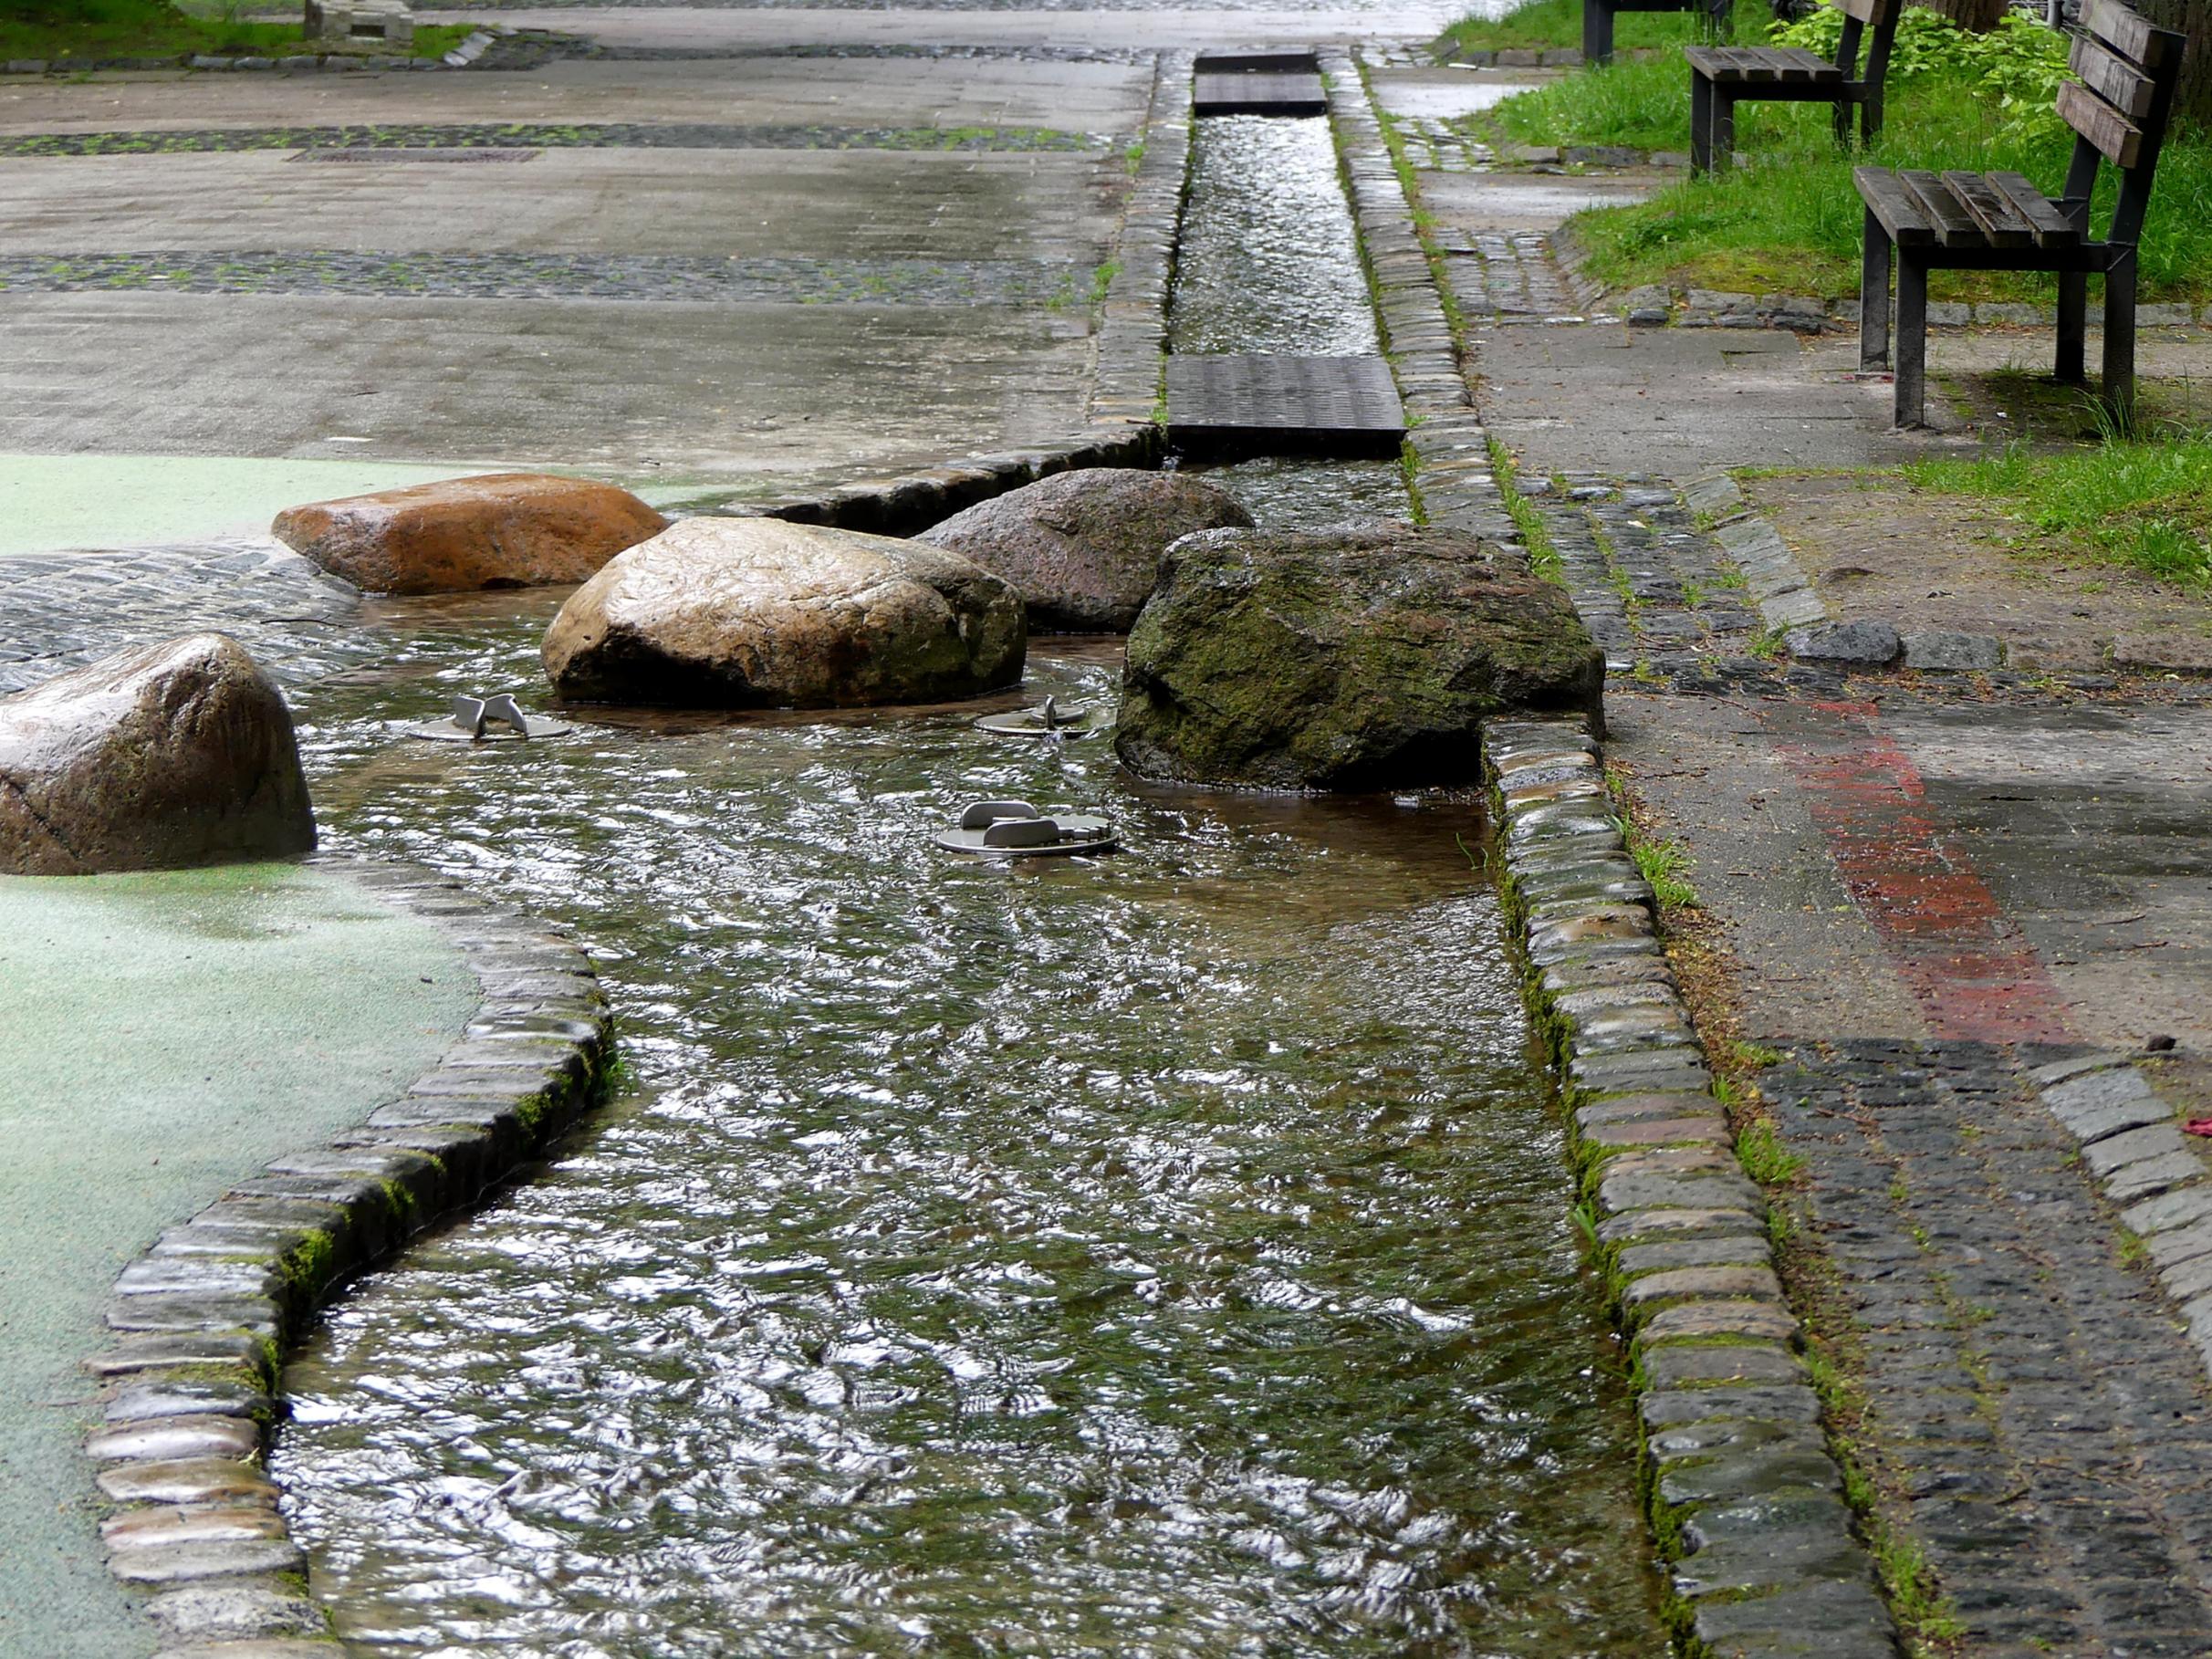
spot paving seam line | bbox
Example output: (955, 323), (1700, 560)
(1486, 717), (1902, 1659)
(5, 26), (502, 77)
(699, 51), (1188, 543)
(2029, 1052), (2212, 1382)
(79, 855), (616, 1657)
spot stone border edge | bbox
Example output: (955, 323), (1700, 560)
(1486, 718), (1903, 1659)
(80, 857), (614, 1657)
(699, 50), (1188, 541)
(2030, 1052), (2212, 1383)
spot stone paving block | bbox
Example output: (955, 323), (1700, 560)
(145, 1577), (327, 1643)
(1622, 1265), (1785, 1309)
(2084, 1122), (2193, 1177)
(1621, 1236), (1774, 1278)
(108, 1536), (306, 1584)
(1640, 1299), (1800, 1344)
(98, 1458), (278, 1507)
(1641, 1384), (1821, 1428)
(104, 1381), (266, 1424)
(1690, 1575), (1896, 1654)
(1600, 1205), (1768, 1246)
(2109, 1153), (2207, 1205)
(1601, 1169), (1762, 1215)
(1650, 1415), (1830, 1463)
(2123, 1183), (2212, 1237)
(1672, 1523), (1870, 1596)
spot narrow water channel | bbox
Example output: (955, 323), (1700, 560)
(267, 92), (1666, 1657)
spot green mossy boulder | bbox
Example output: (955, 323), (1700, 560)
(1114, 525), (1602, 790)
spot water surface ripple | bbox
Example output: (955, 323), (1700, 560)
(272, 598), (1661, 1655)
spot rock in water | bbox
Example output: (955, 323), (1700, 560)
(541, 517), (1027, 708)
(273, 473), (667, 594)
(917, 468), (1253, 631)
(0, 634), (316, 875)
(1115, 525), (1603, 790)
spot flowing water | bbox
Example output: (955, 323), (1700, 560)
(273, 609), (1663, 1655)
(267, 94), (1664, 1659)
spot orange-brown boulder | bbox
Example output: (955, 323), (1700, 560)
(272, 473), (667, 595)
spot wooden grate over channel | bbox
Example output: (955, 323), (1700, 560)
(1193, 48), (1326, 116)
(1166, 354), (1406, 456)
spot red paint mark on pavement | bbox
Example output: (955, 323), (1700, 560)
(1764, 700), (2074, 1045)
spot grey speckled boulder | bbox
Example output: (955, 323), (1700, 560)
(917, 468), (1253, 631)
(1115, 524), (1604, 791)
(542, 516), (1026, 708)
(0, 633), (315, 875)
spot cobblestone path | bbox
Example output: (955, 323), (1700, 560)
(1768, 1040), (2212, 1657)
(0, 251), (1082, 306)
(0, 122), (1108, 157)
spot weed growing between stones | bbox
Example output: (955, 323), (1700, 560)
(1487, 438), (1565, 581)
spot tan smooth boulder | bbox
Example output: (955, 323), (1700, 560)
(541, 516), (1027, 708)
(273, 473), (667, 595)
(917, 468), (1253, 631)
(0, 634), (316, 875)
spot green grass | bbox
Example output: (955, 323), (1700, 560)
(1477, 37), (2212, 303)
(0, 0), (474, 60)
(1438, 0), (1753, 56)
(1905, 437), (2212, 586)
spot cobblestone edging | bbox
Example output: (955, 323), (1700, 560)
(1323, 56), (1524, 550)
(2032, 1053), (2212, 1382)
(1088, 48), (1188, 431)
(1484, 718), (1900, 1659)
(2, 26), (498, 77)
(708, 49), (1186, 540)
(0, 122), (1105, 157)
(81, 861), (613, 1657)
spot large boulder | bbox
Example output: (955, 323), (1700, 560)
(542, 516), (1027, 708)
(1115, 525), (1603, 791)
(0, 634), (316, 875)
(273, 473), (667, 595)
(917, 468), (1253, 631)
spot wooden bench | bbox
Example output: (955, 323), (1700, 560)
(1856, 0), (2184, 428)
(1688, 0), (1899, 175)
(1584, 0), (1731, 69)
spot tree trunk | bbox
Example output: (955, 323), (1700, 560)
(2131, 0), (2212, 130)
(1915, 0), (2009, 28)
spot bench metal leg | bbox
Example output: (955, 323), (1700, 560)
(1691, 72), (1713, 174)
(2056, 269), (2087, 385)
(1859, 207), (1891, 372)
(1583, 0), (1613, 66)
(1894, 253), (1927, 428)
(1710, 90), (1736, 174)
(2103, 250), (2137, 431)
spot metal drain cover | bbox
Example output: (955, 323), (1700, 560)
(1194, 69), (1327, 116)
(293, 147), (541, 163)
(1166, 354), (1406, 456)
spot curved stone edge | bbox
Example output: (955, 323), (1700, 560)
(2029, 1052), (2212, 1382)
(1486, 717), (1902, 1659)
(78, 855), (614, 1658)
(1320, 56), (1526, 554)
(701, 52), (1188, 546)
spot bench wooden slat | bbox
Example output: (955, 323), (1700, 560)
(1688, 44), (1842, 80)
(1984, 171), (2083, 246)
(2071, 36), (2157, 119)
(1854, 165), (1936, 245)
(1773, 46), (1843, 78)
(2084, 0), (2176, 69)
(1837, 0), (1881, 23)
(1939, 171), (2037, 248)
(2059, 79), (2145, 168)
(1899, 169), (1993, 248)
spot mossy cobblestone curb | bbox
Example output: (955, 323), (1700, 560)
(1487, 717), (1900, 1658)
(78, 859), (613, 1657)
(1323, 56), (1524, 550)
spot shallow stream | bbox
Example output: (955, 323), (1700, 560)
(266, 93), (1664, 1659)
